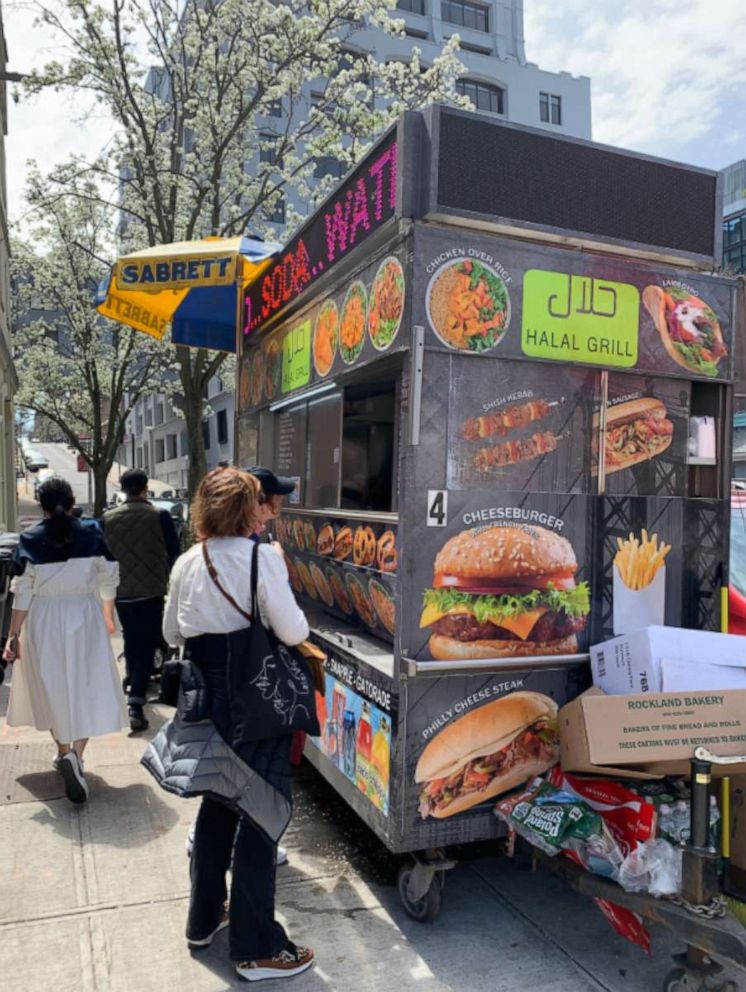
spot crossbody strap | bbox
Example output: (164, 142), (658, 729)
(202, 540), (254, 623)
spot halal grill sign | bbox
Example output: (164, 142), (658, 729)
(243, 131), (398, 337)
(522, 270), (640, 367)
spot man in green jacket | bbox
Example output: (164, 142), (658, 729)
(103, 469), (181, 731)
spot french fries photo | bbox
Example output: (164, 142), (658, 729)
(613, 529), (671, 591)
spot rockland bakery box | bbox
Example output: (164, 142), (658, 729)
(560, 687), (746, 777)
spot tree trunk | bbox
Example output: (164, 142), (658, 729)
(92, 461), (110, 518)
(183, 387), (207, 504)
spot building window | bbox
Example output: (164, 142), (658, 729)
(217, 409), (229, 445)
(167, 433), (178, 460)
(203, 420), (211, 451)
(181, 431), (188, 456)
(265, 197), (286, 225)
(441, 0), (488, 32)
(540, 92), (562, 125)
(314, 156), (345, 180)
(155, 438), (165, 463)
(456, 78), (504, 115)
(144, 408), (153, 427)
(136, 447), (143, 468)
(259, 134), (282, 166)
(723, 212), (746, 273)
(155, 402), (164, 426)
(267, 99), (282, 118)
(398, 0), (426, 12)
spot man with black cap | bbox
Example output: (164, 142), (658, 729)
(245, 467), (296, 541)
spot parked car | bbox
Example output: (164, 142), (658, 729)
(24, 450), (49, 471)
(34, 468), (55, 500)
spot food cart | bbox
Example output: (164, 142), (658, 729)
(236, 106), (736, 922)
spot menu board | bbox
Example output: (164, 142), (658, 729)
(447, 358), (599, 494)
(414, 225), (734, 382)
(602, 374), (690, 497)
(276, 405), (307, 501)
(401, 489), (593, 664)
(238, 240), (410, 415)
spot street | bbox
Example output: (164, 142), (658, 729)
(0, 657), (693, 992)
(17, 443), (172, 525)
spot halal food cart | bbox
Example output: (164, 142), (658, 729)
(237, 107), (736, 921)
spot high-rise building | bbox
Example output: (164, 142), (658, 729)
(126, 0), (591, 485)
(0, 2), (17, 531)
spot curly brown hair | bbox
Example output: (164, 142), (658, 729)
(192, 467), (259, 540)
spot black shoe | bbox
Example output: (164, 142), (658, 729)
(128, 704), (149, 732)
(58, 752), (88, 805)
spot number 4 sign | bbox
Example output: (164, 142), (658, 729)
(427, 490), (448, 527)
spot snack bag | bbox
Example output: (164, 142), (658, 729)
(496, 779), (623, 878)
(547, 770), (657, 857)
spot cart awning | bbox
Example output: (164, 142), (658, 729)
(96, 236), (279, 352)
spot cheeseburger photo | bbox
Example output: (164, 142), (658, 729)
(419, 524), (589, 660)
(415, 691), (559, 819)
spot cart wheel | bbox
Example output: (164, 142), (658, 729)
(397, 864), (443, 923)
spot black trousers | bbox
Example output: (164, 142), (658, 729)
(116, 597), (164, 705)
(184, 633), (292, 961)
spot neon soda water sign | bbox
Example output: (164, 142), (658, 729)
(243, 131), (397, 335)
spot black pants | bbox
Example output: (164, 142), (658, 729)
(184, 633), (292, 961)
(116, 597), (164, 705)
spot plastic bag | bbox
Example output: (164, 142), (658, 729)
(617, 839), (682, 897)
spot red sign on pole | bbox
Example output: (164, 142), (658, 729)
(77, 454), (87, 473)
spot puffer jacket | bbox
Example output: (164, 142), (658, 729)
(141, 710), (292, 844)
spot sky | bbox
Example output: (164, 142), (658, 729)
(4, 0), (746, 220)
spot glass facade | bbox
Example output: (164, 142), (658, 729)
(398, 0), (426, 12)
(456, 78), (504, 114)
(723, 211), (746, 273)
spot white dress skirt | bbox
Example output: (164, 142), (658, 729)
(7, 556), (128, 742)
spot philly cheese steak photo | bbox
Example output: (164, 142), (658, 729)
(415, 692), (559, 819)
(419, 524), (590, 660)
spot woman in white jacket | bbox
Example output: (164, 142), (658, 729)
(2, 477), (125, 804)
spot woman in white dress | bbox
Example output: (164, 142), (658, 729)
(1, 477), (126, 803)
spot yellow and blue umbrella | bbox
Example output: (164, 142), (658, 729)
(96, 235), (279, 353)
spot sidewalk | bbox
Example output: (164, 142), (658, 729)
(0, 657), (691, 992)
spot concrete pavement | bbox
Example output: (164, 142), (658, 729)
(0, 657), (700, 992)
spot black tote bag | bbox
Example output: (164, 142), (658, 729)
(202, 541), (320, 744)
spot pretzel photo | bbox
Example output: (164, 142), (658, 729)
(377, 530), (397, 573)
(353, 526), (377, 566)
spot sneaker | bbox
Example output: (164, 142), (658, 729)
(186, 822), (195, 857)
(277, 845), (288, 866)
(128, 704), (149, 732)
(58, 752), (88, 805)
(235, 945), (314, 983)
(187, 910), (229, 949)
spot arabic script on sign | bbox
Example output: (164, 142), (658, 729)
(522, 270), (639, 368)
(281, 320), (312, 394)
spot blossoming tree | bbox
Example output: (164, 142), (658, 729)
(23, 0), (466, 495)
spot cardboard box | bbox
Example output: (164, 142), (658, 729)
(560, 687), (746, 777)
(590, 626), (746, 696)
(661, 659), (746, 692)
